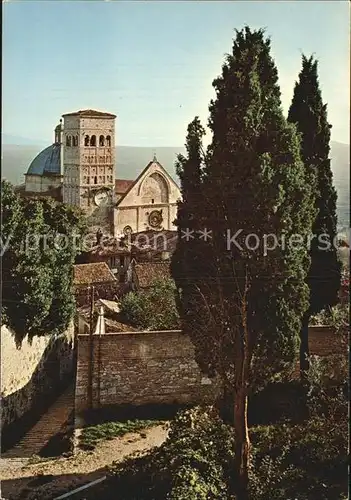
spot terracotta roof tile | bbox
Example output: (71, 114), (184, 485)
(62, 109), (116, 118)
(73, 262), (116, 285)
(115, 179), (134, 194)
(134, 262), (171, 288)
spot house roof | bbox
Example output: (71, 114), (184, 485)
(115, 179), (135, 194)
(62, 109), (116, 118)
(134, 262), (171, 288)
(130, 230), (178, 254)
(78, 305), (137, 333)
(73, 262), (116, 285)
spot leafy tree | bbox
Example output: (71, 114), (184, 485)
(119, 278), (180, 331)
(1, 181), (86, 345)
(172, 27), (315, 499)
(288, 55), (341, 375)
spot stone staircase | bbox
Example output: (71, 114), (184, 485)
(2, 385), (74, 459)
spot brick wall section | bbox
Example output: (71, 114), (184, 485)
(75, 330), (220, 414)
(75, 326), (347, 415)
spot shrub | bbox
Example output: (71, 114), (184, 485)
(119, 278), (180, 330)
(105, 407), (235, 500)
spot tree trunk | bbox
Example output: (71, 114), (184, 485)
(300, 312), (310, 378)
(234, 388), (250, 500)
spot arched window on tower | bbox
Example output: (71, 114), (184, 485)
(90, 135), (96, 147)
(106, 135), (111, 147)
(99, 135), (105, 147)
(66, 135), (72, 147)
(84, 135), (90, 146)
(94, 176), (98, 184)
(73, 135), (79, 146)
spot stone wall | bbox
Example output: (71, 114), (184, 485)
(308, 325), (347, 357)
(1, 322), (75, 434)
(75, 330), (220, 415)
(75, 326), (347, 416)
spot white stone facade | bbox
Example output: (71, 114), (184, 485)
(114, 159), (180, 234)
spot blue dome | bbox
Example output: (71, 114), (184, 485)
(27, 143), (61, 176)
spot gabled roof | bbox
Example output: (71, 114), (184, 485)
(62, 109), (116, 118)
(73, 262), (116, 285)
(133, 262), (171, 288)
(115, 179), (134, 194)
(115, 155), (180, 207)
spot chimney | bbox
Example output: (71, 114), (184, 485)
(94, 306), (105, 335)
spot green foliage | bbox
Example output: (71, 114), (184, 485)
(119, 278), (180, 330)
(79, 419), (163, 451)
(250, 351), (348, 500)
(310, 302), (349, 331)
(288, 55), (341, 315)
(85, 367), (348, 499)
(105, 407), (235, 500)
(172, 27), (315, 391)
(1, 180), (87, 344)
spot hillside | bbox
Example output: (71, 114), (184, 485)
(1, 140), (349, 228)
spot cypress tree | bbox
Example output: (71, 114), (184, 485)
(171, 117), (207, 335)
(173, 27), (316, 499)
(288, 55), (341, 375)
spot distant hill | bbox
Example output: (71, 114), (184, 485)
(2, 140), (349, 228)
(1, 144), (184, 186)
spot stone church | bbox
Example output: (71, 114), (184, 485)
(23, 109), (181, 236)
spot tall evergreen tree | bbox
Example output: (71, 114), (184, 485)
(171, 117), (207, 331)
(173, 27), (316, 499)
(288, 55), (341, 374)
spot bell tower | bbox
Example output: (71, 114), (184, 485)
(62, 109), (116, 236)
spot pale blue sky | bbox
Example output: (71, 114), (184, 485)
(3, 1), (350, 146)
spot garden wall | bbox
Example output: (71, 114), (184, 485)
(75, 326), (347, 416)
(1, 322), (75, 447)
(75, 330), (220, 415)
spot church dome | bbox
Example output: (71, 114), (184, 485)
(27, 143), (61, 176)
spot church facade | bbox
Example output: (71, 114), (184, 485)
(23, 109), (181, 236)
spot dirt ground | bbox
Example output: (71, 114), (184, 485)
(0, 423), (169, 500)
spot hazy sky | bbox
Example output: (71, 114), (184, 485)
(3, 1), (350, 147)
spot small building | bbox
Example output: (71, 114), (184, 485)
(73, 262), (122, 306)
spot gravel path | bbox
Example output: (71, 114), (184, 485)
(0, 423), (169, 499)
